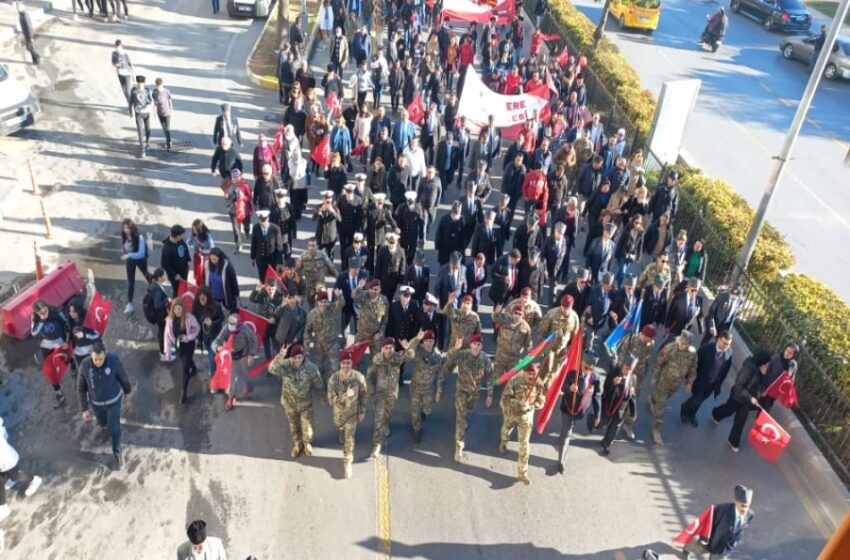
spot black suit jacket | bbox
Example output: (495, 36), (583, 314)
(213, 114), (242, 146)
(416, 308), (446, 350)
(704, 289), (740, 333)
(403, 264), (431, 303)
(334, 270), (369, 315)
(541, 235), (568, 281)
(464, 262), (488, 309)
(489, 255), (518, 304)
(692, 341), (733, 397)
(386, 300), (420, 343)
(435, 141), (460, 174)
(707, 503), (754, 556)
(665, 291), (703, 336)
(458, 197), (484, 245)
(470, 223), (499, 265)
(249, 223), (282, 262)
(639, 285), (668, 328)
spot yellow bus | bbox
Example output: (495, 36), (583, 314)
(608, 0), (662, 33)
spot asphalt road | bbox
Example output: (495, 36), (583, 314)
(0, 2), (839, 558)
(573, 0), (850, 302)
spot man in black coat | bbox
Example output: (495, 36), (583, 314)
(489, 250), (522, 305)
(210, 137), (243, 189)
(599, 354), (637, 456)
(16, 1), (40, 65)
(585, 221), (616, 284)
(648, 171), (680, 222)
(417, 294), (447, 350)
(338, 184), (365, 268)
(435, 202), (466, 265)
(277, 50), (294, 104)
(679, 331), (734, 427)
(313, 192), (342, 259)
(512, 212), (541, 260)
(371, 127), (398, 166)
(665, 277), (704, 339)
(213, 103), (241, 146)
(541, 222), (570, 290)
(435, 132), (460, 189)
(502, 151), (527, 213)
(458, 180), (484, 249)
(253, 165), (281, 211)
(395, 191), (425, 265)
(344, 233), (370, 276)
(681, 485), (754, 560)
(403, 251), (430, 305)
(703, 285), (743, 343)
(518, 246), (546, 302)
(558, 267), (592, 318)
(464, 253), (488, 312)
(160, 225), (190, 296)
(470, 210), (499, 266)
(575, 156), (603, 200)
(585, 272), (614, 335)
(639, 274), (668, 329)
(250, 210), (283, 283)
(608, 274), (637, 329)
(374, 233), (407, 301)
(435, 251), (467, 308)
(365, 193), (398, 274)
(493, 194), (513, 256)
(416, 166), (442, 232)
(334, 256), (369, 336)
(386, 286), (420, 346)
(270, 188), (297, 261)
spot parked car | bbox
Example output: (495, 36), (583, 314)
(226, 0), (272, 18)
(608, 0), (662, 34)
(0, 64), (39, 135)
(730, 0), (812, 32)
(780, 35), (850, 80)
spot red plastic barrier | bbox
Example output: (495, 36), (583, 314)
(1, 261), (85, 340)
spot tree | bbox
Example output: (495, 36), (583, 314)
(277, 0), (291, 47)
(593, 0), (614, 49)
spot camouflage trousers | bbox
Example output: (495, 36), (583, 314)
(454, 389), (478, 445)
(649, 382), (681, 429)
(305, 283), (325, 308)
(355, 332), (382, 358)
(312, 341), (340, 381)
(373, 391), (399, 446)
(624, 364), (649, 427)
(333, 415), (358, 461)
(500, 410), (535, 476)
(283, 404), (314, 445)
(493, 356), (520, 384)
(409, 384), (434, 432)
(540, 346), (568, 386)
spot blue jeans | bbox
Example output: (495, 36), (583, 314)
(212, 0), (220, 13)
(203, 337), (216, 374)
(364, 15), (372, 32)
(372, 80), (383, 106)
(92, 398), (122, 456)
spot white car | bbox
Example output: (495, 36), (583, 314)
(0, 64), (39, 135)
(226, 0), (273, 18)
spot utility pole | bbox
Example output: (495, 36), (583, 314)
(593, 0), (614, 49)
(731, 0), (850, 284)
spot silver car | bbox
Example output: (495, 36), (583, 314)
(226, 0), (272, 18)
(780, 35), (850, 80)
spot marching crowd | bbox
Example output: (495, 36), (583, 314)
(9, 1), (808, 557)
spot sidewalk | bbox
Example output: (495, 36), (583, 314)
(0, 0), (55, 50)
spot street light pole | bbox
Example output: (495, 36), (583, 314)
(731, 0), (850, 284)
(302, 0), (308, 38)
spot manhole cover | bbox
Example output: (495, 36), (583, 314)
(146, 140), (194, 153)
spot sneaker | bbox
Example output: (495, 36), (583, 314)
(114, 453), (125, 470)
(123, 303), (134, 314)
(159, 353), (169, 362)
(53, 391), (66, 409)
(24, 476), (42, 497)
(0, 504), (9, 522)
(728, 441), (740, 453)
(4, 479), (15, 491)
(140, 150), (146, 159)
(622, 424), (636, 441)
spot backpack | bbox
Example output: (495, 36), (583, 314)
(142, 285), (159, 324)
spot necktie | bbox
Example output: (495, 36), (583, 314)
(468, 199), (474, 214)
(351, 275), (356, 291)
(476, 267), (483, 282)
(262, 228), (268, 237)
(487, 228), (492, 239)
(509, 266), (516, 289)
(416, 267), (421, 280)
(688, 297), (695, 316)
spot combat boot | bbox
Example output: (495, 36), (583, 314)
(518, 472), (532, 486)
(371, 444), (382, 458)
(304, 443), (314, 457)
(454, 442), (464, 463)
(343, 458), (352, 479)
(622, 424), (636, 441)
(412, 429), (421, 444)
(291, 443), (302, 458)
(652, 427), (664, 445)
(498, 440), (507, 455)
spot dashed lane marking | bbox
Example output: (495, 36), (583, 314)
(375, 453), (391, 559)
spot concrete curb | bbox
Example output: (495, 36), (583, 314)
(245, 8), (320, 92)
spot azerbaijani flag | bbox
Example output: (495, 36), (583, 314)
(495, 332), (557, 385)
(536, 327), (583, 434)
(604, 301), (643, 355)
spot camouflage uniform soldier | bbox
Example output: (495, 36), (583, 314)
(367, 333), (422, 457)
(649, 331), (697, 445)
(304, 289), (344, 381)
(499, 362), (546, 485)
(409, 330), (445, 443)
(492, 303), (532, 378)
(353, 278), (390, 356)
(267, 344), (325, 458)
(505, 287), (543, 336)
(636, 254), (672, 292)
(614, 324), (657, 439)
(439, 334), (494, 463)
(538, 295), (580, 385)
(296, 237), (338, 307)
(327, 349), (368, 479)
(442, 294), (482, 363)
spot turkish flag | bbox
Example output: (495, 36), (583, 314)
(311, 135), (331, 168)
(272, 123), (285, 154)
(343, 340), (372, 367)
(193, 251), (205, 286)
(325, 92), (342, 118)
(536, 327), (582, 435)
(406, 95), (425, 125)
(557, 47), (570, 69)
(238, 308), (269, 342)
(351, 141), (368, 157)
(747, 410), (791, 464)
(42, 344), (72, 386)
(673, 505), (714, 546)
(765, 371), (799, 408)
(83, 291), (113, 337)
(265, 264), (281, 286)
(177, 280), (199, 310)
(210, 336), (233, 391)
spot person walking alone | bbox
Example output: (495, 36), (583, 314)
(15, 1), (40, 65)
(111, 39), (133, 105)
(129, 75), (153, 158)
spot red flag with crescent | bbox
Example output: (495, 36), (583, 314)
(193, 250), (206, 286)
(747, 410), (791, 463)
(83, 291), (113, 337)
(764, 371), (799, 408)
(210, 336), (233, 391)
(536, 326), (583, 435)
(351, 141), (368, 157)
(406, 95), (425, 125)
(177, 280), (199, 310)
(42, 343), (72, 386)
(673, 505), (714, 546)
(311, 135), (331, 168)
(238, 308), (269, 342)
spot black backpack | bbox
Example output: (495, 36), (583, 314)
(142, 285), (159, 324)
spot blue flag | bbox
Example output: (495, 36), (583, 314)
(604, 300), (643, 355)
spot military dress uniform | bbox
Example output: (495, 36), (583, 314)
(338, 192), (365, 267)
(409, 337), (445, 440)
(374, 242), (407, 300)
(649, 334), (697, 445)
(304, 295), (344, 381)
(395, 199), (425, 265)
(499, 366), (546, 485)
(297, 251), (338, 307)
(367, 339), (418, 455)
(440, 345), (494, 462)
(353, 284), (390, 356)
(365, 201), (398, 274)
(327, 367), (368, 478)
(538, 301), (580, 385)
(492, 308), (532, 380)
(267, 352), (324, 457)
